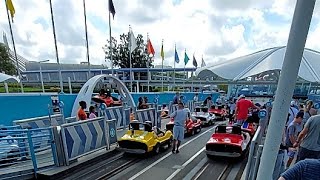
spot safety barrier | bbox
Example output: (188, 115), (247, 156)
(135, 108), (160, 128)
(65, 116), (77, 123)
(13, 114), (65, 129)
(60, 117), (117, 165)
(245, 109), (269, 180)
(0, 127), (56, 179)
(103, 106), (126, 129)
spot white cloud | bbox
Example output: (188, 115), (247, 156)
(1, 0), (320, 69)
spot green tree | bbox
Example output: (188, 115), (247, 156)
(103, 33), (153, 68)
(0, 43), (16, 75)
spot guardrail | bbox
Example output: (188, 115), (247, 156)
(135, 108), (160, 128)
(13, 114), (65, 129)
(59, 117), (117, 165)
(0, 127), (56, 179)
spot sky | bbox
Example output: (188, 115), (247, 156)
(1, 0), (320, 68)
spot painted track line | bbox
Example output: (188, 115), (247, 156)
(166, 147), (205, 180)
(128, 126), (215, 180)
(194, 162), (209, 180)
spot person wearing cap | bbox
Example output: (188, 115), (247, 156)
(234, 94), (260, 125)
(285, 111), (304, 168)
(170, 102), (188, 154)
(294, 113), (320, 162)
(287, 101), (299, 127)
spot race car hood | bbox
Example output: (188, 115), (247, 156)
(120, 130), (153, 142)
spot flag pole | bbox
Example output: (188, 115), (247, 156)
(49, 0), (63, 93)
(4, 0), (24, 93)
(82, 0), (91, 79)
(161, 39), (164, 92)
(147, 33), (150, 92)
(173, 44), (176, 91)
(108, 2), (114, 76)
(129, 25), (133, 92)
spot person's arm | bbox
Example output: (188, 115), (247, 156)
(287, 126), (296, 145)
(170, 111), (177, 118)
(278, 160), (305, 180)
(293, 118), (311, 148)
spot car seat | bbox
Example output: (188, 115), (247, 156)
(216, 125), (226, 133)
(232, 125), (242, 135)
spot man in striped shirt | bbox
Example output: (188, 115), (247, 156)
(278, 159), (320, 180)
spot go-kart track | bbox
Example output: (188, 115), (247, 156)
(59, 118), (246, 180)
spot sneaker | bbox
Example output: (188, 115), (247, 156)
(172, 149), (176, 154)
(176, 150), (180, 153)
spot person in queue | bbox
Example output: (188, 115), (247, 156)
(203, 95), (213, 108)
(285, 111), (303, 168)
(293, 114), (320, 161)
(170, 102), (188, 154)
(193, 93), (199, 102)
(77, 101), (87, 120)
(233, 94), (260, 125)
(287, 101), (299, 128)
(89, 106), (97, 119)
(278, 159), (320, 180)
(303, 100), (317, 126)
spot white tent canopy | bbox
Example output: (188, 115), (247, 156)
(196, 46), (320, 82)
(0, 73), (20, 83)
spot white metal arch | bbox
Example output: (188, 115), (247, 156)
(71, 75), (136, 117)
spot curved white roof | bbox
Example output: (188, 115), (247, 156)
(0, 73), (20, 83)
(196, 46), (320, 82)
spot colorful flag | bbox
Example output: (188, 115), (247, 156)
(160, 40), (164, 61)
(147, 38), (155, 56)
(201, 55), (206, 67)
(174, 46), (179, 63)
(184, 49), (190, 65)
(193, 54), (197, 67)
(6, 0), (15, 21)
(129, 27), (137, 53)
(108, 0), (116, 19)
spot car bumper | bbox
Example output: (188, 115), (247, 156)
(117, 147), (146, 154)
(205, 150), (241, 157)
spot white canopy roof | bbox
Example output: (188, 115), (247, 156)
(0, 73), (20, 83)
(196, 46), (320, 82)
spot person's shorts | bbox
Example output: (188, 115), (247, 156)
(287, 148), (297, 158)
(173, 126), (184, 141)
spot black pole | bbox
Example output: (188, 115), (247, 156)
(82, 0), (91, 79)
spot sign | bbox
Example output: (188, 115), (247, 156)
(258, 110), (267, 119)
(51, 95), (60, 113)
(108, 120), (117, 145)
(314, 103), (320, 109)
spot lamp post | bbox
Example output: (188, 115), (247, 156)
(39, 60), (50, 93)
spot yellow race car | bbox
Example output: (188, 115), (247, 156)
(117, 120), (173, 154)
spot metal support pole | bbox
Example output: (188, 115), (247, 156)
(49, 0), (63, 93)
(68, 77), (72, 94)
(256, 0), (315, 179)
(4, 82), (9, 93)
(40, 63), (45, 93)
(82, 0), (91, 79)
(4, 0), (24, 93)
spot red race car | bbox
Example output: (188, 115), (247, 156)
(208, 105), (227, 121)
(205, 123), (254, 158)
(166, 111), (202, 136)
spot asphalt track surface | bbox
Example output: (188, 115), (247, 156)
(67, 119), (246, 180)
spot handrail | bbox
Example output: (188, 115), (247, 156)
(245, 126), (261, 180)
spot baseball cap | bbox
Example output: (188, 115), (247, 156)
(290, 100), (296, 106)
(239, 94), (245, 98)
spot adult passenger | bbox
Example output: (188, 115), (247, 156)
(170, 102), (188, 154)
(234, 95), (260, 125)
(294, 114), (320, 161)
(77, 101), (87, 120)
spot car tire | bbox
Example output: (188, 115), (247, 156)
(190, 129), (195, 136)
(168, 137), (173, 148)
(198, 126), (201, 133)
(153, 144), (160, 155)
(209, 121), (213, 126)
